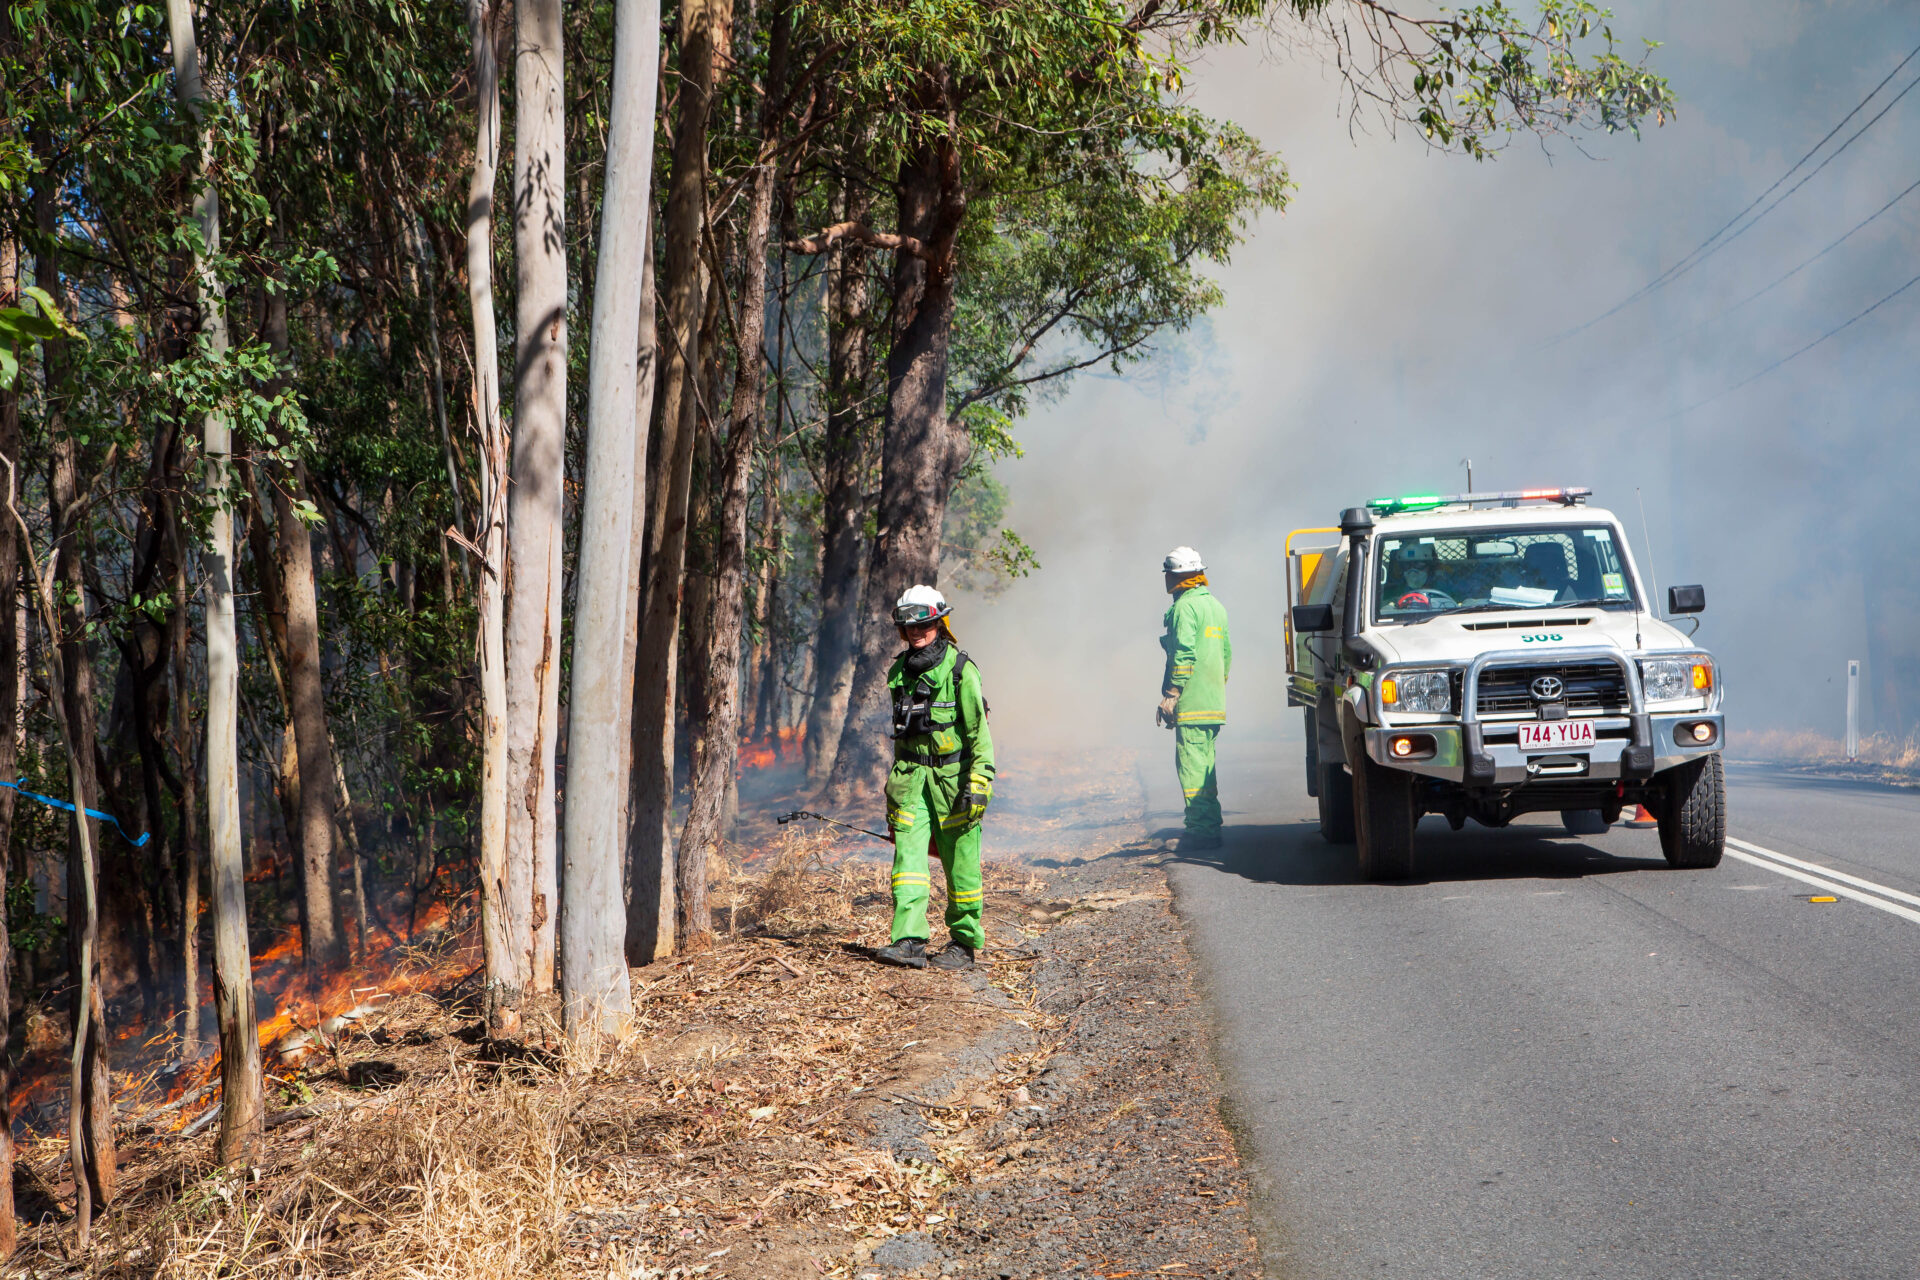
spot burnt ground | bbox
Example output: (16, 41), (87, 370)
(5, 748), (1272, 1279)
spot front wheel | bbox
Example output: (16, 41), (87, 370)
(1317, 760), (1354, 844)
(1658, 754), (1726, 868)
(1353, 755), (1415, 880)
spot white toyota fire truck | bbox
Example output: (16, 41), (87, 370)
(1285, 487), (1725, 880)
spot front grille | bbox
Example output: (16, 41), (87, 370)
(1476, 662), (1627, 716)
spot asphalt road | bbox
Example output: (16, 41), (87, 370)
(1155, 747), (1920, 1280)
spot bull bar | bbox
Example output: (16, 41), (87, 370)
(1362, 645), (1723, 788)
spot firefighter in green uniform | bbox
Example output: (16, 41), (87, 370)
(1157, 547), (1231, 851)
(874, 585), (995, 971)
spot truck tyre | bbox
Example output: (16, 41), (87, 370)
(1658, 753), (1725, 869)
(1305, 709), (1320, 798)
(1317, 761), (1354, 844)
(1561, 808), (1610, 836)
(1353, 755), (1416, 880)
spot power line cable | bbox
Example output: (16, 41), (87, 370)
(1683, 171), (1920, 336)
(1547, 38), (1920, 345)
(1655, 68), (1920, 285)
(1676, 267), (1920, 416)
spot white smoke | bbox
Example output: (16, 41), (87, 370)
(960, 0), (1920, 762)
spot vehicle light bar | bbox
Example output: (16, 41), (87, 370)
(1366, 486), (1591, 515)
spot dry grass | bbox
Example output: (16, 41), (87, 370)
(1731, 728), (1920, 771)
(123, 1068), (580, 1278)
(744, 829), (860, 931)
(6, 829), (1060, 1279)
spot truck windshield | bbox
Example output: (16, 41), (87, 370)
(1373, 525), (1638, 623)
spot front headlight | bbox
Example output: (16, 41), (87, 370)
(1382, 669), (1452, 714)
(1641, 655), (1713, 702)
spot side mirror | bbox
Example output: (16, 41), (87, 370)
(1668, 584), (1705, 615)
(1293, 603), (1335, 633)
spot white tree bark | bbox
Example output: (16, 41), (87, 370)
(561, 0), (662, 1040)
(166, 0), (262, 1167)
(466, 0), (525, 1039)
(507, 0), (566, 1000)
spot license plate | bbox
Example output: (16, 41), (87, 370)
(1518, 720), (1596, 751)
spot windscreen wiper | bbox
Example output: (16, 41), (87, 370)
(1399, 602), (1531, 625)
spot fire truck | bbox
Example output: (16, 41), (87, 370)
(1285, 488), (1725, 880)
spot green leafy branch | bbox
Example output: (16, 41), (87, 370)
(1287, 0), (1674, 158)
(0, 286), (85, 390)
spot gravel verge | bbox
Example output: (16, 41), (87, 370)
(853, 842), (1267, 1280)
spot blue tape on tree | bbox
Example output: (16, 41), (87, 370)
(1, 778), (150, 847)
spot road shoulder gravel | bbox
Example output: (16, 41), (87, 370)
(857, 845), (1267, 1280)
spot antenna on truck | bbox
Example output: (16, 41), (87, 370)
(1634, 487), (1663, 653)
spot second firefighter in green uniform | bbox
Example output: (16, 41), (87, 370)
(874, 585), (994, 971)
(1158, 546), (1232, 850)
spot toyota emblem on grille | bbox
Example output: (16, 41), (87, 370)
(1530, 675), (1565, 702)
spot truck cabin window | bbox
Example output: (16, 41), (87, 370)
(1373, 526), (1637, 623)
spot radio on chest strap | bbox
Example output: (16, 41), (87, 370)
(892, 650), (973, 741)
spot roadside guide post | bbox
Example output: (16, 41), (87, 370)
(1846, 660), (1860, 762)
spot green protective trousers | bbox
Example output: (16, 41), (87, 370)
(1175, 724), (1222, 838)
(887, 763), (985, 949)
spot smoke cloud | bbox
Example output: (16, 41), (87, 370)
(959, 0), (1919, 766)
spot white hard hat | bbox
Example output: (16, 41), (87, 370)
(892, 584), (951, 625)
(1162, 546), (1205, 574)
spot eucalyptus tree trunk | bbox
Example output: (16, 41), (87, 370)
(466, 0), (523, 1039)
(561, 0), (661, 1040)
(274, 471), (341, 959)
(621, 238), (659, 951)
(0, 231), (18, 1263)
(744, 466), (779, 741)
(168, 0), (263, 1167)
(803, 181), (874, 783)
(827, 144), (971, 803)
(168, 515), (201, 1052)
(628, 0), (730, 963)
(49, 402), (116, 1222)
(4, 479), (112, 1247)
(678, 0), (788, 949)
(32, 158), (117, 1234)
(507, 0), (567, 998)
(265, 287), (345, 966)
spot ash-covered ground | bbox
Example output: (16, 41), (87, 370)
(6, 750), (1268, 1280)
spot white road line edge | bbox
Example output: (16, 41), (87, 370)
(1722, 847), (1920, 927)
(1727, 837), (1920, 911)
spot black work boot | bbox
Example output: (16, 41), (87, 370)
(929, 941), (976, 971)
(1177, 832), (1223, 852)
(873, 938), (928, 969)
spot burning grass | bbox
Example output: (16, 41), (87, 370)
(8, 895), (477, 1147)
(4, 829), (1062, 1278)
(738, 726), (805, 773)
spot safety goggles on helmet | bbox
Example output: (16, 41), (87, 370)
(892, 602), (950, 626)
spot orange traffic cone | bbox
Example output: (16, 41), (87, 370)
(1625, 804), (1657, 829)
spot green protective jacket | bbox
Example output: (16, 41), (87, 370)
(1161, 585), (1232, 726)
(884, 644), (996, 828)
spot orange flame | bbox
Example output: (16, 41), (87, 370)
(10, 891), (476, 1135)
(738, 726), (804, 772)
